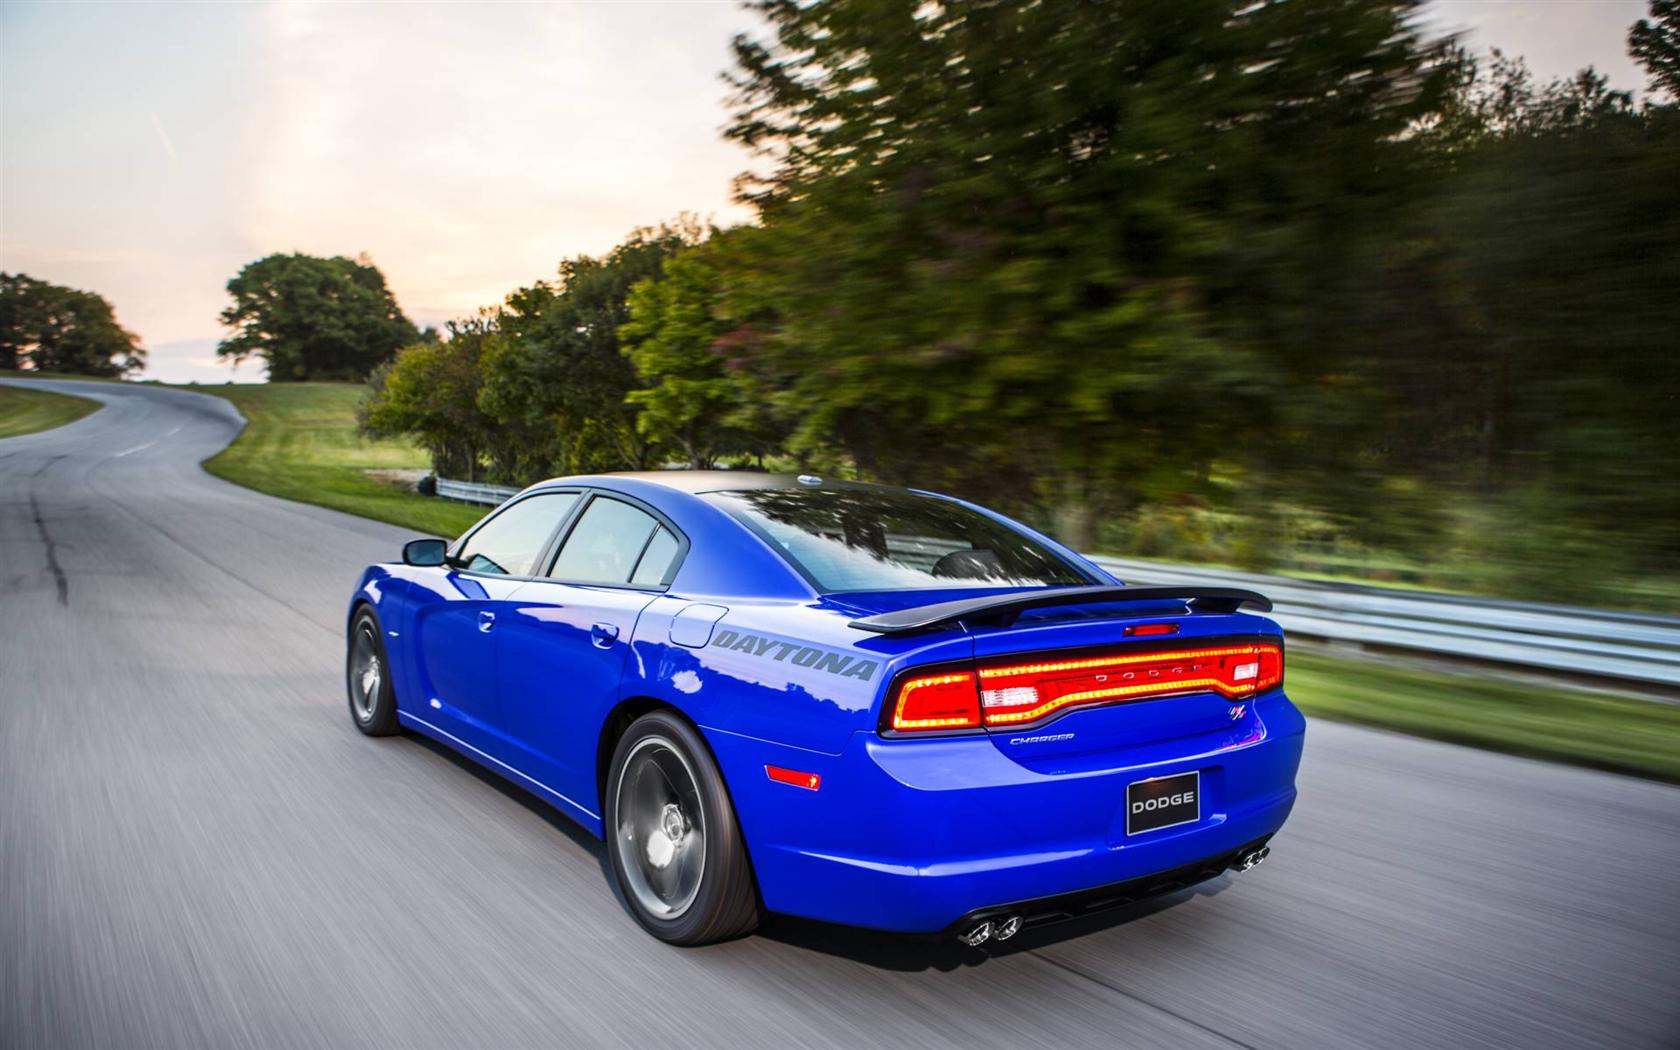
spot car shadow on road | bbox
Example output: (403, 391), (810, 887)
(758, 876), (1233, 972)
(394, 729), (1237, 972)
(400, 731), (613, 881)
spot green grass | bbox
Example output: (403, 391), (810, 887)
(1287, 649), (1680, 783)
(189, 382), (485, 538)
(0, 383), (102, 438)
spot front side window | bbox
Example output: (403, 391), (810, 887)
(550, 497), (676, 586)
(703, 488), (1090, 592)
(454, 492), (580, 576)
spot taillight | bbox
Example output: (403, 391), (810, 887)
(885, 642), (1282, 734)
(889, 671), (981, 732)
(977, 643), (1283, 728)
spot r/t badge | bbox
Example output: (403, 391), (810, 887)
(1229, 704), (1247, 721)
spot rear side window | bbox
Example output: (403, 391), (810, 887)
(630, 526), (681, 587)
(455, 491), (580, 576)
(702, 487), (1088, 592)
(550, 497), (677, 587)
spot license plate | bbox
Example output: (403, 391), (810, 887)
(1126, 771), (1201, 835)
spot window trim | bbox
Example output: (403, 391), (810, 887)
(446, 488), (588, 582)
(536, 489), (691, 593)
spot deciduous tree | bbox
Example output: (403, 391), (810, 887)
(723, 0), (1447, 548)
(218, 253), (417, 381)
(478, 221), (702, 475)
(0, 272), (145, 376)
(621, 236), (785, 468)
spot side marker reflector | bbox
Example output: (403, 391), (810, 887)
(765, 765), (821, 791)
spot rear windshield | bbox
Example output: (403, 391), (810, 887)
(703, 487), (1090, 592)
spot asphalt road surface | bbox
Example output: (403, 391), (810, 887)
(3, 378), (1677, 1050)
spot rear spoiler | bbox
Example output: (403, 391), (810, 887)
(847, 585), (1273, 636)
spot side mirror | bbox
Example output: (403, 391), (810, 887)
(403, 538), (449, 567)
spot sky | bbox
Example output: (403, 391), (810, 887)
(0, 0), (1658, 383)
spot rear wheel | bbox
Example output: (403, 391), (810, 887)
(347, 607), (400, 736)
(604, 711), (761, 945)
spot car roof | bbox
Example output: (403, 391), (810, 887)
(533, 470), (899, 496)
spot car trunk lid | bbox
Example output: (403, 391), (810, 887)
(964, 600), (1280, 764)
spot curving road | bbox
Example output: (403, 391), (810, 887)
(3, 378), (1677, 1050)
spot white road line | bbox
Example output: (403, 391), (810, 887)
(115, 425), (184, 458)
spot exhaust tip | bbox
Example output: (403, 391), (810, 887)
(993, 915), (1023, 942)
(958, 920), (994, 947)
(1233, 845), (1271, 872)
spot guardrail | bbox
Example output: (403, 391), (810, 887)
(1091, 556), (1680, 694)
(434, 477), (520, 505)
(429, 476), (1680, 693)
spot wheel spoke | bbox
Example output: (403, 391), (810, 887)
(350, 626), (382, 721)
(614, 737), (707, 920)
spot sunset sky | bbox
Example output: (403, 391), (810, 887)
(0, 1), (1656, 382)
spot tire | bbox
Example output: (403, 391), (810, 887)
(604, 711), (761, 945)
(346, 607), (401, 736)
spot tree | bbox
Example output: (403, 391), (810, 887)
(0, 272), (146, 376)
(621, 235), (785, 468)
(1438, 103), (1680, 587)
(1428, 48), (1633, 154)
(1631, 0), (1680, 100)
(360, 317), (511, 481)
(478, 221), (702, 477)
(217, 253), (417, 381)
(724, 0), (1448, 548)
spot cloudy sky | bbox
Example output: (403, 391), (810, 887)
(0, 0), (1656, 382)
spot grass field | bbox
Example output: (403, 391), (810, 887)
(0, 383), (102, 438)
(1287, 650), (1679, 783)
(191, 382), (485, 538)
(138, 379), (1680, 784)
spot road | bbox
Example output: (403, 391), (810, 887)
(3, 378), (1677, 1050)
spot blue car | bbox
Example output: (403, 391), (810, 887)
(345, 473), (1304, 946)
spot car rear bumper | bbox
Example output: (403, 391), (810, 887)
(703, 690), (1305, 933)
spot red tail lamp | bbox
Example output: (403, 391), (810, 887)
(887, 643), (1283, 733)
(889, 671), (981, 732)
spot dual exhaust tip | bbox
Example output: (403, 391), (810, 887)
(956, 845), (1272, 946)
(959, 914), (1022, 947)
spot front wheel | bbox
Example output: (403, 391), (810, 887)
(347, 607), (400, 736)
(604, 711), (761, 945)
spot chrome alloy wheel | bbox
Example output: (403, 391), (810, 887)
(614, 736), (707, 919)
(350, 623), (382, 722)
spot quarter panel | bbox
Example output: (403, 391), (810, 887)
(627, 598), (974, 757)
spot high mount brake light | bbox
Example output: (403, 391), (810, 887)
(1125, 622), (1180, 637)
(886, 643), (1283, 733)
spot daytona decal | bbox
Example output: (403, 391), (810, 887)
(710, 629), (878, 681)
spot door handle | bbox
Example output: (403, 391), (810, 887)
(590, 622), (620, 648)
(478, 611), (496, 633)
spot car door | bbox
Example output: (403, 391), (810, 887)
(409, 489), (582, 759)
(496, 492), (687, 810)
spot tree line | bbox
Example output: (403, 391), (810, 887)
(355, 0), (1680, 602)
